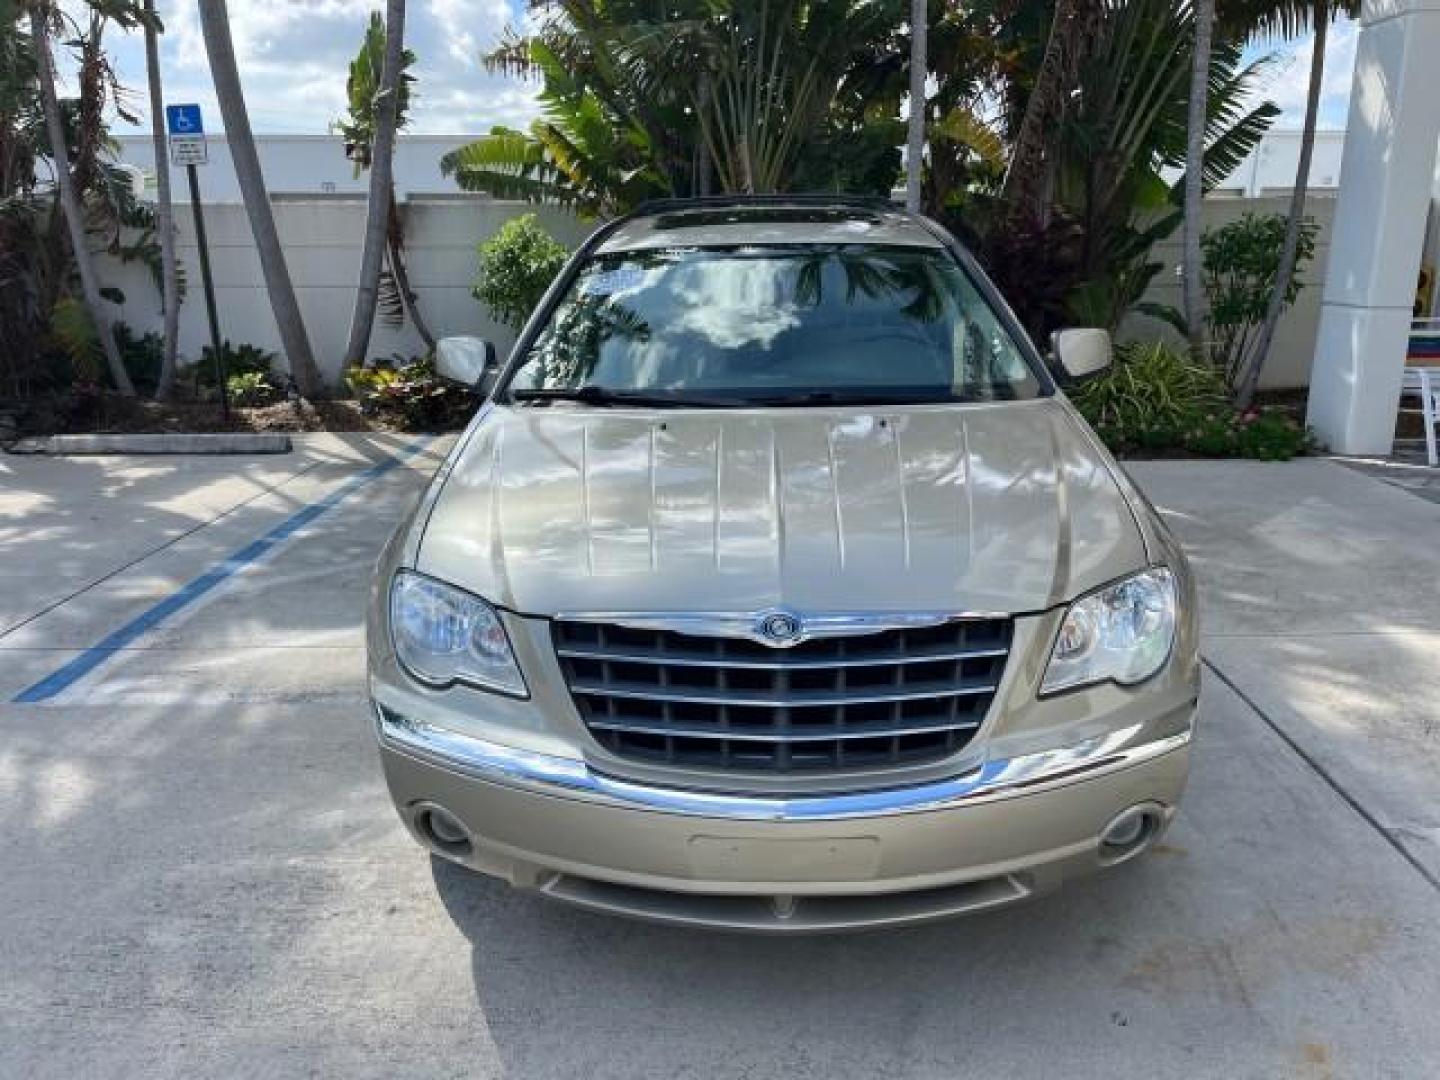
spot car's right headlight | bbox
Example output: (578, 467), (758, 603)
(389, 570), (527, 697)
(1041, 567), (1177, 695)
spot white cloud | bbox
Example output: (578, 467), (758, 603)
(96, 0), (539, 136)
(1255, 17), (1358, 129)
(429, 0), (509, 63)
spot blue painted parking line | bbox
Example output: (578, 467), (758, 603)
(12, 438), (432, 704)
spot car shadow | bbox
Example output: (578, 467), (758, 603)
(429, 853), (1190, 1078)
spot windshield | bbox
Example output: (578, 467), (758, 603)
(505, 245), (1042, 405)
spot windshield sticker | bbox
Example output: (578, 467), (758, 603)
(580, 266), (646, 296)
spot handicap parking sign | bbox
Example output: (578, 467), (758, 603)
(165, 104), (207, 166)
(165, 103), (203, 135)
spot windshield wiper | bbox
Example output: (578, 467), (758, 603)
(745, 389), (957, 407)
(509, 386), (738, 408)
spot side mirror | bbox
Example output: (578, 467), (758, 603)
(1050, 328), (1112, 381)
(435, 336), (499, 394)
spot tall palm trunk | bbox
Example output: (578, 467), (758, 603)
(197, 0), (322, 395)
(142, 0), (179, 400)
(1003, 0), (1073, 211)
(30, 4), (135, 397)
(344, 0), (406, 367)
(1236, 0), (1328, 408)
(905, 0), (926, 212)
(1181, 0), (1215, 357)
(385, 187), (434, 350)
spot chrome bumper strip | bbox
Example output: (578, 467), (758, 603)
(376, 704), (1191, 822)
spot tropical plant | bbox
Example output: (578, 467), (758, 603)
(1000, 0), (1104, 220)
(441, 8), (682, 215)
(1070, 340), (1230, 450)
(1201, 211), (1316, 386)
(187, 339), (278, 397)
(947, 0), (1277, 342)
(0, 3), (48, 397)
(2, 2), (157, 398)
(111, 320), (165, 395)
(225, 369), (282, 407)
(197, 0), (322, 395)
(473, 213), (569, 330)
(1056, 0), (1277, 331)
(442, 0), (905, 214)
(29, 0), (134, 395)
(345, 354), (475, 430)
(662, 0), (902, 194)
(338, 4), (435, 366)
(140, 0), (179, 399)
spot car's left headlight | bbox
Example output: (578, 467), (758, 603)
(1041, 567), (1177, 695)
(389, 570), (527, 697)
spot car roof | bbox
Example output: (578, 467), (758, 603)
(595, 199), (945, 254)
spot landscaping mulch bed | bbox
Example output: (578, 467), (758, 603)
(2, 392), (441, 443)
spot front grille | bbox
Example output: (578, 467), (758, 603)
(552, 617), (1012, 774)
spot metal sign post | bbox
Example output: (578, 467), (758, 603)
(165, 104), (228, 420)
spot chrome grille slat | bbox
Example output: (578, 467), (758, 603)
(553, 616), (1012, 775)
(586, 717), (984, 741)
(569, 681), (999, 707)
(555, 646), (1009, 669)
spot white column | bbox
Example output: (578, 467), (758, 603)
(1307, 0), (1440, 455)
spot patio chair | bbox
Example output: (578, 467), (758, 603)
(1403, 316), (1440, 466)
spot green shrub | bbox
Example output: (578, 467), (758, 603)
(226, 370), (283, 407)
(344, 354), (474, 431)
(473, 214), (569, 330)
(1072, 341), (1311, 460)
(186, 340), (279, 398)
(1180, 408), (1313, 460)
(1070, 341), (1229, 451)
(111, 323), (166, 396)
(1202, 212), (1317, 384)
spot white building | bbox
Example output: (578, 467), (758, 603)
(116, 128), (1440, 204)
(114, 133), (477, 201)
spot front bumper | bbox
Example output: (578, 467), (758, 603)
(377, 703), (1193, 931)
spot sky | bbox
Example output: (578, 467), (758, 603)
(79, 1), (1360, 140)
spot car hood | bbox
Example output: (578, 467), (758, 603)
(415, 399), (1147, 616)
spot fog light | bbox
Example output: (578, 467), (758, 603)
(1098, 803), (1164, 865)
(414, 802), (472, 856)
(1105, 813), (1147, 848)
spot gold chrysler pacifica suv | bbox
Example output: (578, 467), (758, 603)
(367, 196), (1199, 932)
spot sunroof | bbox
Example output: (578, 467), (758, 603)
(650, 207), (885, 230)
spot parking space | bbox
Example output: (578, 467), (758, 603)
(2, 442), (1437, 1078)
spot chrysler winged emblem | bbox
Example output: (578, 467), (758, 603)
(755, 610), (804, 647)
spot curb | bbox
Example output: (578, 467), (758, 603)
(12, 433), (293, 455)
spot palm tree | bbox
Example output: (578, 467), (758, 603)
(196, 0), (322, 395)
(998, 0), (1102, 220)
(905, 0), (926, 212)
(445, 0), (897, 212)
(1236, 0), (1354, 406)
(1182, 0), (1216, 356)
(29, 0), (135, 396)
(342, 1), (410, 367)
(140, 0), (178, 399)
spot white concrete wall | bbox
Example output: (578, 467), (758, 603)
(1123, 196), (1340, 389)
(94, 193), (1422, 392)
(94, 199), (590, 386)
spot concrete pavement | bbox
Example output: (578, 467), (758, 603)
(1, 441), (1437, 1078)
